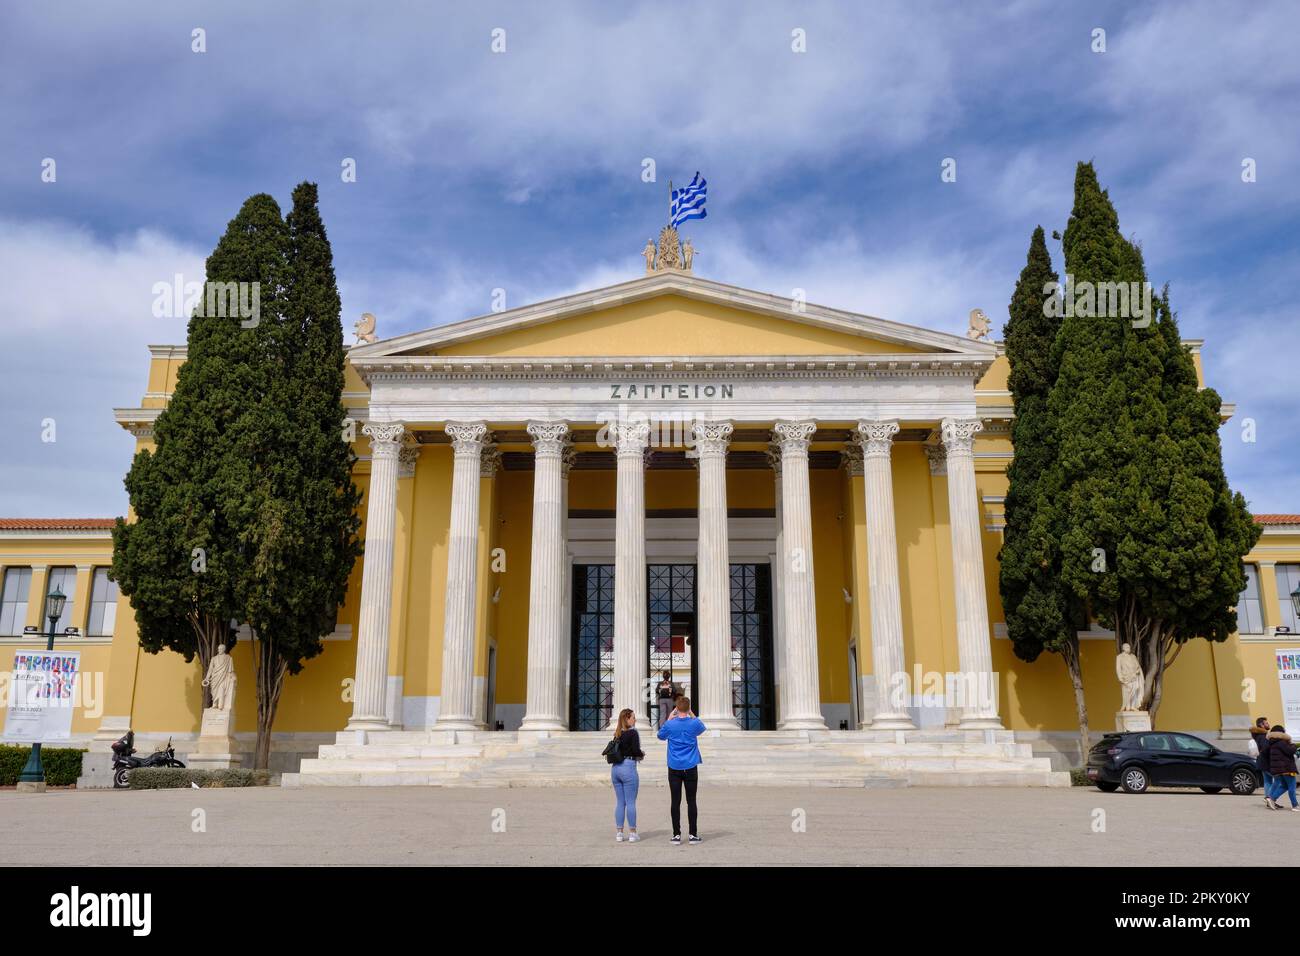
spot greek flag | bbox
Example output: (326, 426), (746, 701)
(670, 173), (707, 228)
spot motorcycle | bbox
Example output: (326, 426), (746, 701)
(111, 730), (185, 788)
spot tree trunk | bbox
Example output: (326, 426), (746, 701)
(1060, 636), (1090, 766)
(252, 631), (288, 770)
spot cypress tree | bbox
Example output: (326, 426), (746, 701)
(998, 226), (1089, 757)
(1044, 163), (1259, 721)
(111, 194), (289, 704)
(232, 182), (362, 768)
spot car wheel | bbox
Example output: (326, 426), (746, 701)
(1095, 781), (1119, 793)
(1230, 768), (1258, 795)
(1200, 786), (1223, 794)
(1120, 766), (1149, 793)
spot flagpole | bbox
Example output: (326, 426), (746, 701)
(667, 180), (672, 225)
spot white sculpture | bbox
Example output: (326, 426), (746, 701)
(682, 238), (696, 271)
(642, 239), (657, 273)
(202, 644), (237, 711)
(354, 312), (378, 344)
(1116, 642), (1144, 712)
(966, 308), (991, 341)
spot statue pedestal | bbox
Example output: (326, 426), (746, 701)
(187, 707), (242, 770)
(1117, 710), (1152, 733)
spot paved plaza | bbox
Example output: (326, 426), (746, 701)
(0, 784), (1271, 866)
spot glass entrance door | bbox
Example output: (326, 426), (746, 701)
(648, 563), (697, 729)
(570, 560), (775, 731)
(570, 564), (615, 731)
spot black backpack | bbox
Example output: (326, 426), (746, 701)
(602, 734), (623, 765)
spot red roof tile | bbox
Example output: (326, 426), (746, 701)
(1255, 514), (1300, 526)
(0, 519), (116, 531)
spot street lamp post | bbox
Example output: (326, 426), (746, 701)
(16, 586), (68, 793)
(1291, 583), (1300, 630)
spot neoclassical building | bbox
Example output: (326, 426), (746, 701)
(3, 261), (1298, 782)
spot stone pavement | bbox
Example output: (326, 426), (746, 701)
(0, 784), (1272, 866)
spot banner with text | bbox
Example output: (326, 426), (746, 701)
(2, 650), (80, 743)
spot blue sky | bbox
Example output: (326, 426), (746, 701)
(1, 0), (1296, 517)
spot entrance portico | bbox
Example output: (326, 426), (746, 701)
(341, 271), (1004, 737)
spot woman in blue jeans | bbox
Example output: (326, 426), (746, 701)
(610, 708), (645, 842)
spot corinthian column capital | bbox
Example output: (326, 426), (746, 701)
(363, 421), (407, 457)
(940, 417), (983, 457)
(840, 444), (864, 476)
(773, 420), (816, 455)
(691, 420), (733, 459)
(613, 419), (651, 457)
(855, 420), (900, 459)
(527, 421), (570, 458)
(446, 422), (490, 457)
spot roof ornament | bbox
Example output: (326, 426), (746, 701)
(966, 308), (991, 341)
(355, 312), (378, 345)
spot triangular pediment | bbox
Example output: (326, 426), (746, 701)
(351, 272), (993, 361)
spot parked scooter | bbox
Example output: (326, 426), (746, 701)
(111, 730), (185, 788)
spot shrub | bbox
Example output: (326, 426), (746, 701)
(128, 767), (272, 789)
(0, 745), (85, 786)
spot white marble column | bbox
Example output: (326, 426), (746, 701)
(347, 422), (406, 732)
(773, 421), (826, 730)
(521, 422), (570, 732)
(856, 421), (916, 730)
(434, 422), (490, 730)
(766, 444), (787, 721)
(611, 420), (650, 728)
(694, 421), (739, 730)
(941, 417), (1002, 728)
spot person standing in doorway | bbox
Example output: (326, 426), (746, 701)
(610, 708), (645, 842)
(657, 696), (706, 844)
(1250, 716), (1273, 805)
(656, 670), (677, 729)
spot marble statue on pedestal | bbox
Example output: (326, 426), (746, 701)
(202, 644), (236, 711)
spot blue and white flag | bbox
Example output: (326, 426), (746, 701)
(670, 172), (707, 228)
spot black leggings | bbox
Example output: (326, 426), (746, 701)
(668, 767), (699, 836)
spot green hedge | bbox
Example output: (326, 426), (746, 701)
(128, 767), (272, 789)
(0, 745), (85, 787)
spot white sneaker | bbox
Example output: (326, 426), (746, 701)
(616, 831), (624, 842)
(1291, 807), (1300, 813)
(1267, 798), (1278, 810)
(628, 833), (640, 842)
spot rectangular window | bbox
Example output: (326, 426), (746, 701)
(44, 567), (77, 635)
(1278, 564), (1300, 635)
(1238, 564), (1264, 635)
(0, 568), (32, 636)
(87, 568), (118, 636)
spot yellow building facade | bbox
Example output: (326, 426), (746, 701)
(3, 270), (1297, 774)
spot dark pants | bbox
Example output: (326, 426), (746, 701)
(668, 766), (699, 837)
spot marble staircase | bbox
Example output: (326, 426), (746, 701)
(290, 729), (1070, 788)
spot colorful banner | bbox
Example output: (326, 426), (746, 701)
(1276, 650), (1300, 727)
(2, 650), (80, 743)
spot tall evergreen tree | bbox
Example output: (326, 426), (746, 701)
(231, 182), (362, 768)
(112, 195), (289, 703)
(998, 226), (1089, 756)
(1044, 163), (1259, 721)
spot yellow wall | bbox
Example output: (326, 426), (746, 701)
(434, 295), (926, 358)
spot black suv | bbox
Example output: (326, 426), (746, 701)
(1086, 731), (1259, 794)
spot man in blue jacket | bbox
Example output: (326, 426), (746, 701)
(657, 696), (706, 844)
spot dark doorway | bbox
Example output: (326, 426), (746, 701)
(570, 564), (614, 731)
(569, 560), (775, 731)
(730, 563), (776, 730)
(648, 563), (698, 729)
